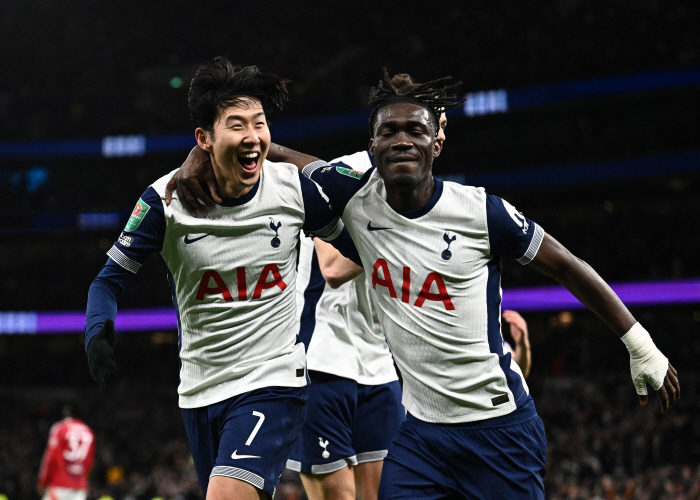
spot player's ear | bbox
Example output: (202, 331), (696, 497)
(369, 138), (375, 156)
(195, 128), (213, 153)
(432, 135), (443, 158)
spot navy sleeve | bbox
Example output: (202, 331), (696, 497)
(85, 186), (165, 350)
(84, 259), (135, 350)
(302, 160), (374, 218)
(486, 194), (544, 264)
(106, 186), (166, 273)
(298, 172), (345, 241)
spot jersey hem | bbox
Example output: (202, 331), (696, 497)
(305, 365), (399, 386)
(178, 377), (308, 409)
(403, 400), (517, 424)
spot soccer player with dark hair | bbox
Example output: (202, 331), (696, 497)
(84, 57), (359, 500)
(166, 70), (679, 498)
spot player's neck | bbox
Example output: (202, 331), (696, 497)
(212, 163), (256, 199)
(385, 175), (435, 214)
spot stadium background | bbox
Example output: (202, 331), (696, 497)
(1, 1), (699, 499)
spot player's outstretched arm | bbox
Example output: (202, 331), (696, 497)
(502, 310), (532, 378)
(528, 233), (680, 413)
(267, 143), (320, 170)
(85, 261), (136, 387)
(314, 238), (364, 288)
(165, 146), (222, 217)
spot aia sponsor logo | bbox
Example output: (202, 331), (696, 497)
(372, 259), (454, 311)
(195, 265), (287, 302)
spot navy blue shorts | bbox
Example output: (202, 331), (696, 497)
(181, 386), (308, 497)
(378, 398), (547, 500)
(287, 370), (404, 475)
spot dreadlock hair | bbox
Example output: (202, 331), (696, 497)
(188, 57), (289, 132)
(390, 73), (418, 94)
(368, 68), (465, 137)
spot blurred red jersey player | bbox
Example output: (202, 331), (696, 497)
(38, 405), (95, 500)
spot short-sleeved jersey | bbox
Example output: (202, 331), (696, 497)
(304, 162), (544, 424)
(103, 162), (345, 408)
(296, 151), (398, 385)
(38, 418), (95, 490)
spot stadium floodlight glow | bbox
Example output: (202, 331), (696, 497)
(1, 278), (698, 334)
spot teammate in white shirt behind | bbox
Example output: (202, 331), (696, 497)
(84, 58), (359, 500)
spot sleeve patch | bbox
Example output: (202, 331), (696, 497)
(124, 198), (151, 232)
(335, 166), (364, 179)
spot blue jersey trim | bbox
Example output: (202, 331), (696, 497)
(217, 177), (259, 207)
(487, 257), (527, 407)
(298, 249), (326, 350)
(397, 178), (444, 220)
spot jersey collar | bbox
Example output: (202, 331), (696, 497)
(217, 176), (260, 207)
(395, 177), (444, 219)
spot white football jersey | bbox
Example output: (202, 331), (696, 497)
(296, 151), (397, 385)
(305, 163), (543, 424)
(104, 162), (345, 408)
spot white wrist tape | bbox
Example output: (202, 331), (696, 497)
(621, 322), (668, 395)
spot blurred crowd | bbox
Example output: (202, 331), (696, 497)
(1, 1), (699, 141)
(2, 369), (698, 500)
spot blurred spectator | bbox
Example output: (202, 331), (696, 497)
(38, 405), (95, 500)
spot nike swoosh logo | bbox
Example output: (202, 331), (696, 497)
(184, 233), (212, 244)
(231, 450), (261, 459)
(367, 221), (392, 231)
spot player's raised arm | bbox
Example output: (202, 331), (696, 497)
(528, 233), (680, 413)
(486, 193), (679, 413)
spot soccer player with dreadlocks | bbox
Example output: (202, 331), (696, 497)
(168, 70), (679, 499)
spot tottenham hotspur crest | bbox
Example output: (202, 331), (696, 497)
(442, 232), (457, 261)
(319, 437), (330, 459)
(269, 217), (282, 248)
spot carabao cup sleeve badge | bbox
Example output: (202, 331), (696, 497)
(124, 198), (151, 232)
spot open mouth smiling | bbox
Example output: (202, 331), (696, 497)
(237, 152), (261, 173)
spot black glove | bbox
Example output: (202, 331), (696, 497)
(87, 319), (116, 388)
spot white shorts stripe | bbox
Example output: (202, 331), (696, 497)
(310, 455), (358, 475)
(355, 450), (388, 464)
(210, 465), (264, 490)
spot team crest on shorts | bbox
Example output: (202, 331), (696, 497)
(318, 437), (330, 458)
